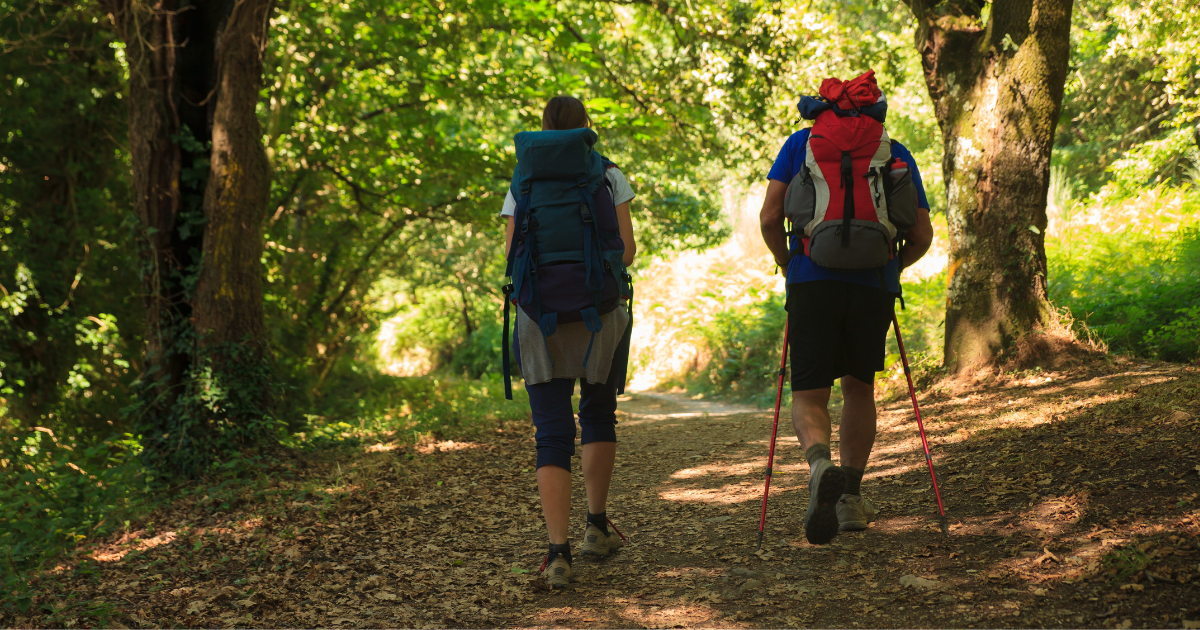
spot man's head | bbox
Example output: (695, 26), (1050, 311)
(542, 96), (592, 131)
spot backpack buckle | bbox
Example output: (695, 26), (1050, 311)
(579, 203), (594, 223)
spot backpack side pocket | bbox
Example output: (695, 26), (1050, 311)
(783, 163), (817, 230)
(885, 166), (919, 231)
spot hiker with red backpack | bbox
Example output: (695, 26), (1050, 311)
(500, 96), (635, 588)
(759, 70), (935, 545)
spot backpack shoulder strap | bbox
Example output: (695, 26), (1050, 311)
(598, 155), (618, 198)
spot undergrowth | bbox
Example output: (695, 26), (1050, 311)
(0, 373), (529, 615)
(1048, 185), (1200, 363)
(293, 372), (530, 448)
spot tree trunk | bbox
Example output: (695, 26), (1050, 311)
(905, 0), (1074, 370)
(192, 0), (272, 349)
(102, 0), (275, 477)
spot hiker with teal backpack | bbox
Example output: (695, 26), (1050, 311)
(759, 70), (935, 545)
(500, 96), (635, 588)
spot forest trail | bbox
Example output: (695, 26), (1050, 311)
(9, 358), (1200, 629)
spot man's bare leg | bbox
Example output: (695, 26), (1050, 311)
(792, 387), (832, 453)
(791, 386), (846, 544)
(836, 375), (879, 531)
(839, 376), (877, 473)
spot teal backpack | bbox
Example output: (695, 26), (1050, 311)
(502, 128), (633, 398)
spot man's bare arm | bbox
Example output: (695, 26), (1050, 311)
(900, 208), (933, 269)
(759, 179), (792, 269)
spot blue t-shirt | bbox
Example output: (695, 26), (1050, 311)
(767, 128), (929, 292)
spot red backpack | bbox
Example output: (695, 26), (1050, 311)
(784, 71), (919, 270)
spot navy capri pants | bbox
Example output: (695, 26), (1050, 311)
(527, 378), (618, 471)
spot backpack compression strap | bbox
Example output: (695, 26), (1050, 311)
(840, 151), (854, 248)
(501, 183), (528, 400)
(502, 280), (513, 400)
(576, 175), (607, 369)
(503, 181), (535, 400)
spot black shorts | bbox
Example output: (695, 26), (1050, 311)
(786, 280), (895, 391)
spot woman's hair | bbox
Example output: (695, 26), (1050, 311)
(541, 96), (592, 131)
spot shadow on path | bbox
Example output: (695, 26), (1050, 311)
(8, 361), (1200, 629)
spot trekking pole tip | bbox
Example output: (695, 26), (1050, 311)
(940, 516), (949, 536)
(756, 530), (764, 550)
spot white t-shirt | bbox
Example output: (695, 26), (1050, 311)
(499, 167), (636, 217)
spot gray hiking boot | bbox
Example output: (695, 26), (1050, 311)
(542, 554), (573, 589)
(837, 494), (878, 531)
(580, 522), (623, 558)
(804, 458), (847, 545)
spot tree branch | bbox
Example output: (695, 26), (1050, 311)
(322, 197), (464, 316)
(357, 100), (422, 122)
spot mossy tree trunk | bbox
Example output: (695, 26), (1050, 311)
(904, 0), (1074, 370)
(102, 0), (275, 476)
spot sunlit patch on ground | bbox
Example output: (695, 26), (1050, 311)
(415, 439), (482, 454)
(618, 603), (725, 627)
(90, 530), (178, 563)
(659, 483), (763, 505)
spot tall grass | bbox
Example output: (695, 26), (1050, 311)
(1047, 185), (1200, 362)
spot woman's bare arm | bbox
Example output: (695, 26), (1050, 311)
(504, 216), (516, 257)
(616, 201), (636, 266)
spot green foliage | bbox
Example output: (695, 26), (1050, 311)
(0, 0), (140, 431)
(0, 426), (148, 606)
(661, 269), (950, 406)
(1057, 0), (1200, 193)
(685, 290), (786, 408)
(1144, 305), (1200, 362)
(1107, 128), (1200, 196)
(291, 372), (529, 449)
(1048, 189), (1200, 362)
(893, 271), (948, 361)
(259, 0), (733, 391)
(1101, 544), (1151, 583)
(131, 340), (286, 480)
(881, 270), (949, 396)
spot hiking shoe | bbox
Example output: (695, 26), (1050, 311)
(837, 494), (878, 531)
(804, 458), (847, 545)
(580, 522), (623, 558)
(542, 554), (573, 589)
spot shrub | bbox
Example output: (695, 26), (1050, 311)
(1047, 187), (1200, 362)
(0, 427), (149, 607)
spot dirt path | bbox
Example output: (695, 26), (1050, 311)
(8, 360), (1200, 629)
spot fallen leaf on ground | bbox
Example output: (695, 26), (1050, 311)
(899, 575), (940, 590)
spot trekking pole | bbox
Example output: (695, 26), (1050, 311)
(891, 313), (949, 536)
(756, 320), (789, 550)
